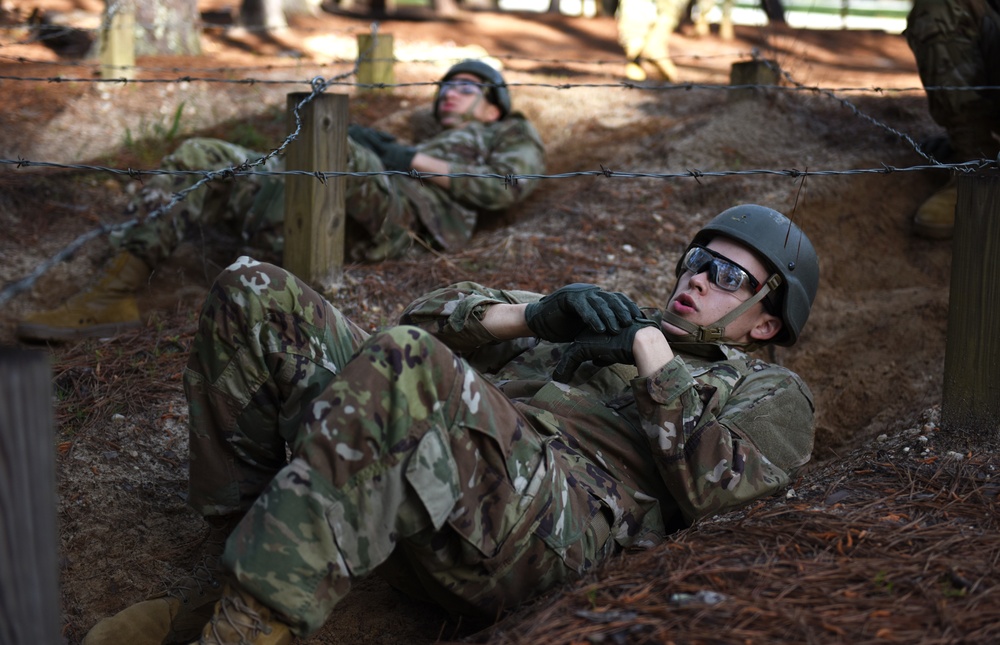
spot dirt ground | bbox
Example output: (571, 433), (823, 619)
(1, 1), (986, 643)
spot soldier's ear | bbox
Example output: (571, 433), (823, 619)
(482, 103), (501, 122)
(749, 313), (782, 342)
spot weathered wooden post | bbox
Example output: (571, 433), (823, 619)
(99, 0), (136, 80)
(941, 171), (1000, 438)
(356, 33), (394, 93)
(0, 347), (61, 644)
(729, 59), (780, 102)
(283, 93), (348, 294)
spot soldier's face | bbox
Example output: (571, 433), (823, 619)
(663, 237), (782, 344)
(436, 73), (501, 127)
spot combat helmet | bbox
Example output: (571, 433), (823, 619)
(434, 60), (511, 120)
(666, 204), (820, 347)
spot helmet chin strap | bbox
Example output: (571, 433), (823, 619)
(662, 273), (783, 349)
(438, 94), (487, 126)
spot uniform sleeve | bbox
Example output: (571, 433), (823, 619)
(631, 356), (815, 524)
(445, 116), (546, 211)
(399, 281), (542, 358)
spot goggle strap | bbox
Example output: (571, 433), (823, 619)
(707, 273), (783, 332)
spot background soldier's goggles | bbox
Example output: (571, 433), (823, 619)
(438, 80), (486, 96)
(681, 245), (761, 293)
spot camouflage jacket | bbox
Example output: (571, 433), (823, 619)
(400, 282), (816, 547)
(241, 113), (545, 254)
(402, 112), (546, 250)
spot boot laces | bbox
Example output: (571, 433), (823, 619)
(166, 553), (222, 604)
(165, 521), (231, 604)
(201, 591), (273, 645)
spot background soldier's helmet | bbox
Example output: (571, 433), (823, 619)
(679, 204), (820, 346)
(434, 60), (511, 120)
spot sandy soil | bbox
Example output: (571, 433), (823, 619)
(0, 2), (965, 643)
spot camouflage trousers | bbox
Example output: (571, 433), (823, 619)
(184, 258), (616, 636)
(906, 0), (1000, 159)
(112, 137), (418, 267)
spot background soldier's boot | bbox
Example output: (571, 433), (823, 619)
(195, 583), (292, 645)
(625, 59), (646, 81)
(913, 179), (957, 240)
(647, 54), (679, 83)
(622, 41), (647, 81)
(82, 515), (238, 645)
(640, 42), (679, 82)
(16, 252), (152, 341)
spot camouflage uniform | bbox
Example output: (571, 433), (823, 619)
(905, 0), (1000, 159)
(186, 258), (814, 636)
(112, 113), (545, 265)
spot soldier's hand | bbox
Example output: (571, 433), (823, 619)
(525, 283), (642, 343)
(553, 318), (659, 383)
(348, 125), (396, 153)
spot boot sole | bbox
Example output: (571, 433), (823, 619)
(16, 320), (141, 342)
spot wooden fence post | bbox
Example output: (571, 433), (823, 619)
(99, 1), (136, 80)
(941, 171), (1000, 438)
(0, 347), (61, 645)
(283, 93), (348, 294)
(729, 59), (780, 102)
(356, 33), (394, 92)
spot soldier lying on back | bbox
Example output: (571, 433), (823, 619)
(17, 60), (545, 342)
(83, 204), (819, 645)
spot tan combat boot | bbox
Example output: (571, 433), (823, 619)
(624, 60), (647, 81)
(194, 583), (292, 645)
(17, 252), (152, 342)
(647, 54), (680, 83)
(622, 40), (647, 81)
(82, 516), (236, 645)
(913, 179), (957, 240)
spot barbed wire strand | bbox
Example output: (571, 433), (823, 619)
(0, 50), (756, 73)
(5, 158), (997, 308)
(3, 158), (993, 181)
(0, 69), (973, 95)
(760, 55), (941, 165)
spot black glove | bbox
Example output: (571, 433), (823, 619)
(347, 124), (396, 154)
(379, 141), (418, 172)
(524, 283), (642, 343)
(553, 318), (659, 383)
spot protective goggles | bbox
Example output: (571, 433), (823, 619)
(438, 80), (485, 96)
(680, 245), (761, 294)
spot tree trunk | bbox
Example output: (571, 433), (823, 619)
(126, 0), (201, 56)
(761, 0), (785, 23)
